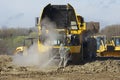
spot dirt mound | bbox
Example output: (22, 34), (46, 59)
(64, 60), (120, 74)
(82, 60), (120, 73)
(0, 55), (12, 67)
(0, 55), (120, 73)
(0, 55), (120, 80)
(0, 55), (12, 63)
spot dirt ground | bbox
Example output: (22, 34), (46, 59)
(0, 55), (120, 80)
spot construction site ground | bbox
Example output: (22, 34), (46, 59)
(0, 55), (120, 80)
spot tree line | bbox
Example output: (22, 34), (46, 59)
(0, 24), (120, 55)
(0, 27), (38, 55)
(101, 24), (120, 39)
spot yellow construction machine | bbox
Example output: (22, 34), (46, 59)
(94, 35), (120, 57)
(35, 4), (99, 63)
(14, 38), (36, 55)
(14, 4), (99, 64)
(104, 36), (120, 57)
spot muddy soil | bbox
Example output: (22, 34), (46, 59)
(0, 55), (120, 80)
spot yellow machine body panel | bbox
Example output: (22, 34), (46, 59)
(38, 37), (81, 54)
(97, 45), (106, 53)
(93, 35), (106, 53)
(14, 46), (25, 53)
(115, 46), (120, 51)
(14, 46), (27, 55)
(112, 36), (120, 51)
(69, 46), (81, 53)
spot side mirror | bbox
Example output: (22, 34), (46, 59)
(35, 17), (40, 27)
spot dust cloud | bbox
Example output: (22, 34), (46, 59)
(13, 44), (40, 66)
(40, 17), (60, 46)
(12, 17), (60, 68)
(12, 43), (57, 68)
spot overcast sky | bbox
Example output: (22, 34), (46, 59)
(0, 0), (120, 29)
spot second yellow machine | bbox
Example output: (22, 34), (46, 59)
(94, 35), (120, 57)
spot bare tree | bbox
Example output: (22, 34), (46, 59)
(101, 24), (120, 39)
